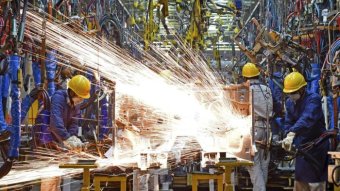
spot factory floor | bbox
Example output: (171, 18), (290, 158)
(0, 167), (295, 191)
(0, 165), (295, 191)
(3, 186), (291, 191)
(0, 174), (296, 191)
(1, 179), (295, 191)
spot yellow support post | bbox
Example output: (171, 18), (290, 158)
(217, 160), (253, 191)
(59, 163), (97, 191)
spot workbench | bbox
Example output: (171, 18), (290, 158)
(59, 163), (97, 191)
(188, 172), (223, 191)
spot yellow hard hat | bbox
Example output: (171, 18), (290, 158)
(68, 75), (91, 98)
(242, 62), (260, 78)
(283, 72), (307, 93)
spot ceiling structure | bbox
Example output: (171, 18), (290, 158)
(120, 0), (258, 53)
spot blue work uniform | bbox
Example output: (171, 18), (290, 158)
(268, 72), (284, 135)
(50, 90), (81, 141)
(284, 91), (328, 183)
(268, 72), (283, 115)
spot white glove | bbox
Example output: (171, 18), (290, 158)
(63, 136), (84, 149)
(282, 132), (295, 151)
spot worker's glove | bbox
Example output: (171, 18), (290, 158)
(282, 132), (295, 151)
(63, 136), (84, 149)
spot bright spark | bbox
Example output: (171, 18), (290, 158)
(24, 10), (252, 157)
(0, 9), (252, 187)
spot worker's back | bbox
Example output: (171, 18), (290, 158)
(250, 79), (273, 143)
(250, 80), (273, 121)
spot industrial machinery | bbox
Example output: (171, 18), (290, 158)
(0, 0), (339, 190)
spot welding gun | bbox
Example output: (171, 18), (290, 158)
(270, 129), (337, 175)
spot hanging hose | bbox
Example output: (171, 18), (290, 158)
(8, 54), (21, 158)
(299, 129), (338, 151)
(0, 54), (9, 75)
(2, 73), (10, 116)
(327, 39), (340, 65)
(307, 63), (321, 94)
(35, 109), (53, 144)
(99, 16), (122, 47)
(46, 50), (57, 96)
(34, 49), (57, 145)
(21, 87), (50, 123)
(328, 96), (335, 130)
(28, 60), (50, 144)
(99, 95), (109, 140)
(33, 47), (53, 145)
(0, 55), (9, 135)
(21, 87), (51, 145)
(0, 74), (8, 135)
(17, 0), (28, 43)
(32, 61), (41, 86)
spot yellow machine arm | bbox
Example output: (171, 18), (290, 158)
(159, 0), (169, 17)
(143, 0), (169, 50)
(185, 0), (205, 49)
(144, 0), (156, 49)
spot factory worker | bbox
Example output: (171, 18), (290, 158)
(50, 75), (91, 149)
(242, 62), (273, 191)
(281, 72), (328, 191)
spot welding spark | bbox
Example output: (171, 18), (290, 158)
(24, 9), (252, 156)
(0, 9), (252, 186)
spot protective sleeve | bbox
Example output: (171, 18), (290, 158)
(288, 95), (323, 134)
(284, 100), (295, 133)
(50, 92), (70, 140)
(68, 108), (80, 136)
